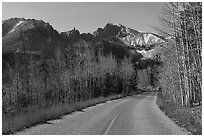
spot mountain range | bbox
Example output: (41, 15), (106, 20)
(2, 18), (166, 62)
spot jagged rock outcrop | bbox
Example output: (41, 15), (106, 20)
(60, 28), (80, 42)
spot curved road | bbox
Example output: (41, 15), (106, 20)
(16, 92), (187, 135)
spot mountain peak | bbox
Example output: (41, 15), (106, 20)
(106, 23), (122, 27)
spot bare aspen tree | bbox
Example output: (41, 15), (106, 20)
(156, 2), (202, 107)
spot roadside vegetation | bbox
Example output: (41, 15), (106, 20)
(157, 92), (201, 135)
(155, 2), (202, 135)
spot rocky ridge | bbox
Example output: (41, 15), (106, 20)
(2, 18), (166, 60)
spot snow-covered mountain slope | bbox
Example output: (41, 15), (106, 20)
(93, 23), (165, 49)
(93, 23), (166, 60)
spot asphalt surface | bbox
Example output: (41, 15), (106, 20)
(16, 92), (187, 135)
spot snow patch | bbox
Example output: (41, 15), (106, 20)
(109, 23), (121, 27)
(125, 28), (130, 33)
(135, 37), (145, 46)
(137, 49), (147, 55)
(143, 34), (150, 44)
(131, 41), (134, 46)
(143, 33), (160, 44)
(137, 49), (156, 59)
(8, 21), (25, 34)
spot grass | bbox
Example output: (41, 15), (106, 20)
(156, 92), (202, 135)
(2, 94), (124, 135)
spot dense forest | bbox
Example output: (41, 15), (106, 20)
(2, 36), (144, 134)
(2, 44), (136, 114)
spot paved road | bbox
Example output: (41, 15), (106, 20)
(16, 92), (187, 135)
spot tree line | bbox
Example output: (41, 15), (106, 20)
(155, 2), (202, 107)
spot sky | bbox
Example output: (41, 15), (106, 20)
(2, 2), (163, 33)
